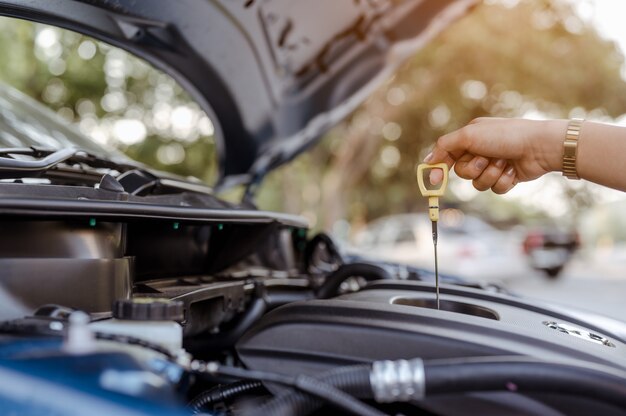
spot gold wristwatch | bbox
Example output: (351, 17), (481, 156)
(562, 118), (583, 180)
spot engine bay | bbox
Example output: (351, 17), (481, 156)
(0, 1), (621, 413)
(2, 183), (626, 415)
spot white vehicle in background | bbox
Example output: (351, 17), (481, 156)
(522, 226), (579, 279)
(351, 211), (529, 284)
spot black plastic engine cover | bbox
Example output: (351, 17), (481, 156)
(236, 280), (626, 415)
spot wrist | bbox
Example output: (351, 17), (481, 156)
(537, 119), (569, 173)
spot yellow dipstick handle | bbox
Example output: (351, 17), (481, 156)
(417, 163), (449, 310)
(417, 163), (449, 221)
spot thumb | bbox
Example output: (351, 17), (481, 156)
(429, 168), (443, 185)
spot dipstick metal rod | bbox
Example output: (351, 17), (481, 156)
(417, 163), (449, 311)
(432, 220), (439, 310)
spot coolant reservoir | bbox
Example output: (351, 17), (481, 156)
(90, 298), (184, 353)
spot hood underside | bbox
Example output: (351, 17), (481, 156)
(0, 0), (475, 188)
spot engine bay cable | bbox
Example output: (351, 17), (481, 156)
(257, 364), (375, 416)
(94, 332), (177, 360)
(252, 357), (626, 415)
(190, 361), (388, 416)
(423, 358), (626, 407)
(316, 262), (392, 299)
(0, 318), (179, 361)
(187, 380), (265, 414)
(303, 232), (344, 274)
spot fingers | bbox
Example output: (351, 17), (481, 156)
(428, 152), (490, 185)
(472, 159), (507, 191)
(422, 117), (525, 192)
(491, 166), (517, 194)
(469, 159), (518, 194)
(425, 117), (515, 165)
(429, 168), (443, 185)
(425, 150), (455, 185)
(424, 147), (455, 169)
(424, 122), (485, 180)
(454, 153), (489, 180)
(425, 152), (519, 194)
(432, 134), (467, 163)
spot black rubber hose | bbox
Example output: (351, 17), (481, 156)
(264, 289), (315, 310)
(291, 374), (385, 416)
(212, 364), (384, 416)
(252, 358), (626, 416)
(424, 360), (626, 408)
(252, 365), (375, 416)
(316, 262), (392, 299)
(303, 233), (343, 273)
(188, 380), (264, 414)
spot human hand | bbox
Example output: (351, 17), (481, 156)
(424, 117), (566, 194)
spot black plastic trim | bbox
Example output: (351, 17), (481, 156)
(0, 197), (308, 227)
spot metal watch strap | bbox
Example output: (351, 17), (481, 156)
(562, 118), (583, 180)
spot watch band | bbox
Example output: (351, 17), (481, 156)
(562, 118), (584, 180)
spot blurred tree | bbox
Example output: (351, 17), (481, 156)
(0, 17), (219, 183)
(0, 0), (624, 235)
(258, 0), (626, 232)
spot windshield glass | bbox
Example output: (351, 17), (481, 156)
(0, 17), (218, 183)
(0, 82), (119, 157)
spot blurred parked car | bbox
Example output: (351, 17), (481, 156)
(523, 226), (580, 278)
(352, 210), (529, 283)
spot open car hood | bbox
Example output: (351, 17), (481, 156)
(0, 0), (476, 188)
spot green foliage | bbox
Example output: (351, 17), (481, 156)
(0, 1), (624, 232)
(0, 17), (218, 184)
(258, 0), (626, 230)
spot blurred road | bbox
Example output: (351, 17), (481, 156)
(502, 252), (626, 322)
